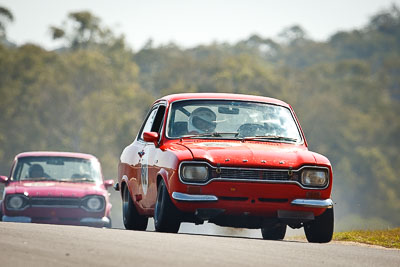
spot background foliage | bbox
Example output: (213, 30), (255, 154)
(0, 5), (399, 230)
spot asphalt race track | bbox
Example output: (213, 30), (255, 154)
(0, 222), (399, 267)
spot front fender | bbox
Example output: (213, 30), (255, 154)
(119, 174), (130, 198)
(156, 168), (170, 191)
(105, 202), (112, 217)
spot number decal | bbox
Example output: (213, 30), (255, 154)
(140, 147), (150, 195)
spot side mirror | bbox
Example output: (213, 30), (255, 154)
(0, 175), (8, 183)
(104, 179), (114, 189)
(143, 132), (159, 145)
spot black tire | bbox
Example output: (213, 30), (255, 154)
(122, 186), (148, 230)
(154, 180), (181, 233)
(261, 224), (287, 240)
(304, 208), (334, 243)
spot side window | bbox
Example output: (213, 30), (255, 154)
(139, 108), (158, 140)
(11, 161), (22, 181)
(151, 106), (166, 134)
(139, 105), (166, 140)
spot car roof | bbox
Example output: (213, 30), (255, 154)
(15, 151), (98, 160)
(156, 93), (290, 107)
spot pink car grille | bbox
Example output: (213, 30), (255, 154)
(30, 197), (81, 207)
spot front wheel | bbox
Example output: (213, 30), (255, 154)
(154, 180), (181, 233)
(261, 224), (287, 240)
(122, 186), (148, 230)
(304, 208), (334, 243)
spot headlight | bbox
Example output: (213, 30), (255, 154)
(6, 195), (28, 210)
(301, 169), (328, 187)
(83, 196), (104, 212)
(181, 164), (209, 182)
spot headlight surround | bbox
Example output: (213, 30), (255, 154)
(82, 196), (105, 212)
(300, 168), (329, 187)
(180, 163), (209, 182)
(6, 195), (29, 210)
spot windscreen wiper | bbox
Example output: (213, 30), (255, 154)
(242, 135), (298, 142)
(180, 132), (239, 139)
(24, 177), (57, 181)
(70, 177), (96, 183)
(57, 178), (76, 183)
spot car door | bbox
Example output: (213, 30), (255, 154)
(120, 106), (158, 214)
(137, 104), (166, 211)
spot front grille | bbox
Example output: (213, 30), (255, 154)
(217, 168), (290, 181)
(30, 197), (81, 208)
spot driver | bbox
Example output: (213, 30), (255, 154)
(28, 164), (44, 178)
(188, 107), (217, 134)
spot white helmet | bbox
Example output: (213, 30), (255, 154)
(188, 107), (217, 133)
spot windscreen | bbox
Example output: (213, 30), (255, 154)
(12, 156), (102, 183)
(167, 100), (302, 142)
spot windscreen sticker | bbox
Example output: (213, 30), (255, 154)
(22, 183), (56, 187)
(195, 142), (241, 147)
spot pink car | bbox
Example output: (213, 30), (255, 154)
(0, 151), (113, 227)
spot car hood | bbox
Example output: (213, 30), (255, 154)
(179, 140), (320, 168)
(5, 181), (105, 198)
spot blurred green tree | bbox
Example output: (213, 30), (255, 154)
(0, 6), (13, 40)
(0, 5), (400, 230)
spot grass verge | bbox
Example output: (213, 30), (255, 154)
(333, 228), (400, 249)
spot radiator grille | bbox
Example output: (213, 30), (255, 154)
(218, 168), (290, 181)
(30, 197), (81, 207)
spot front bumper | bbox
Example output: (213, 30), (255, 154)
(2, 215), (110, 227)
(2, 215), (32, 223)
(172, 192), (332, 209)
(291, 198), (333, 208)
(80, 216), (110, 227)
(172, 192), (218, 202)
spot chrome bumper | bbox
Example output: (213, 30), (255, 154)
(291, 199), (333, 208)
(2, 215), (110, 226)
(80, 216), (110, 226)
(2, 216), (32, 223)
(172, 192), (218, 202)
(171, 193), (333, 209)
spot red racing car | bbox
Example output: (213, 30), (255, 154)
(116, 93), (334, 242)
(0, 151), (113, 227)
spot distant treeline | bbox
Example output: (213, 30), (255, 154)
(0, 5), (399, 230)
